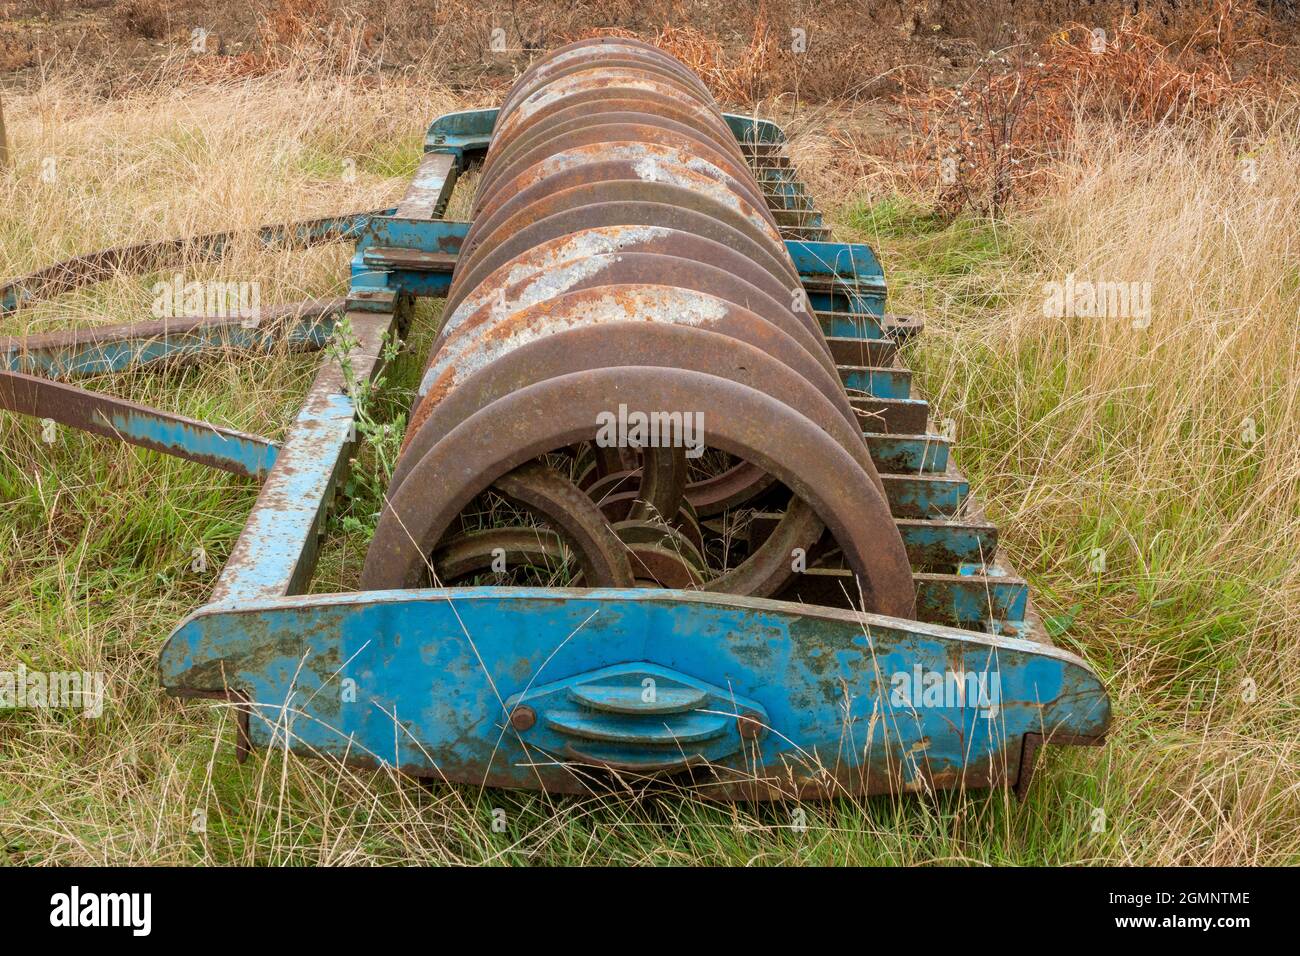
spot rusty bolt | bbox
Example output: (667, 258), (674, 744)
(510, 705), (536, 731)
(737, 711), (764, 740)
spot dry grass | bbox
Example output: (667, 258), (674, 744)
(835, 104), (1300, 863)
(0, 58), (1297, 863)
(895, 6), (1280, 217)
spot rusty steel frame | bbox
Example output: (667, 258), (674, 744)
(0, 39), (1110, 800)
(0, 368), (278, 478)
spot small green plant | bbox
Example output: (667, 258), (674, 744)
(325, 315), (406, 539)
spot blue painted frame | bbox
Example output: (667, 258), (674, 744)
(161, 587), (1110, 797)
(0, 103), (1111, 798)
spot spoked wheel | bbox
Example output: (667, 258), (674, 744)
(418, 445), (734, 592)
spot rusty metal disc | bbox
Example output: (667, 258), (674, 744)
(471, 140), (775, 233)
(386, 322), (896, 599)
(460, 162), (784, 273)
(476, 120), (770, 217)
(417, 278), (848, 436)
(431, 527), (571, 583)
(582, 468), (639, 502)
(365, 367), (914, 617)
(622, 541), (705, 588)
(482, 100), (749, 176)
(444, 208), (803, 324)
(500, 71), (724, 145)
(486, 461), (634, 588)
(686, 462), (778, 517)
(485, 92), (749, 168)
(494, 80), (737, 154)
(401, 319), (885, 509)
(450, 185), (799, 313)
(500, 67), (724, 130)
(400, 316), (868, 498)
(432, 245), (839, 398)
(612, 519), (708, 573)
(497, 58), (716, 123)
(373, 41), (913, 616)
(498, 40), (714, 111)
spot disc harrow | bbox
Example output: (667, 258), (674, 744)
(0, 38), (1109, 800)
(364, 40), (913, 618)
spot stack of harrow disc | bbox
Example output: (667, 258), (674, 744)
(363, 38), (915, 618)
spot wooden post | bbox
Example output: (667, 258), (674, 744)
(0, 89), (10, 169)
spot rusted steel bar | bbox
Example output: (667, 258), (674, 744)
(0, 368), (277, 478)
(363, 40), (915, 617)
(208, 309), (395, 605)
(0, 298), (344, 378)
(395, 152), (459, 220)
(0, 208), (388, 315)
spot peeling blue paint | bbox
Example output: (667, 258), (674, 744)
(161, 588), (1110, 797)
